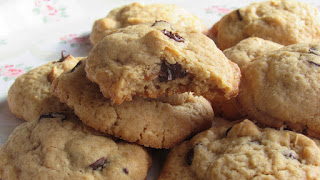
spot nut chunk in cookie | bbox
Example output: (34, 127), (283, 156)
(86, 22), (241, 104)
(158, 119), (320, 180)
(52, 59), (214, 149)
(0, 114), (152, 180)
(209, 0), (320, 50)
(237, 43), (320, 138)
(90, 2), (207, 45)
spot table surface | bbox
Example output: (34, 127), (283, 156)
(1, 0), (320, 179)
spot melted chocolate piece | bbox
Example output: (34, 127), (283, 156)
(89, 157), (107, 170)
(161, 29), (185, 43)
(123, 167), (129, 174)
(69, 61), (82, 73)
(282, 151), (298, 160)
(236, 9), (243, 21)
(152, 20), (169, 27)
(225, 126), (233, 136)
(185, 148), (194, 166)
(159, 59), (187, 82)
(38, 112), (66, 121)
(309, 48), (320, 56)
(57, 50), (70, 63)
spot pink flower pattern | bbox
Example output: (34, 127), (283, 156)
(0, 64), (33, 82)
(60, 33), (91, 48)
(33, 0), (67, 23)
(205, 5), (234, 16)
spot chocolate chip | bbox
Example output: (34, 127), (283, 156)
(309, 48), (320, 56)
(282, 150), (298, 160)
(89, 157), (107, 170)
(69, 61), (82, 73)
(152, 20), (169, 26)
(161, 29), (185, 43)
(225, 126), (233, 136)
(55, 50), (70, 63)
(38, 112), (66, 121)
(123, 167), (129, 174)
(185, 148), (194, 166)
(159, 59), (187, 82)
(236, 9), (242, 21)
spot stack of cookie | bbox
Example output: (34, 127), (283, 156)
(2, 0), (320, 179)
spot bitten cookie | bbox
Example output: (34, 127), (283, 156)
(237, 43), (320, 138)
(86, 22), (241, 104)
(209, 0), (320, 50)
(223, 37), (283, 68)
(0, 113), (152, 180)
(51, 59), (214, 149)
(158, 119), (320, 180)
(90, 2), (207, 45)
(7, 53), (81, 121)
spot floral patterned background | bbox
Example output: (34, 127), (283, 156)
(1, 0), (320, 178)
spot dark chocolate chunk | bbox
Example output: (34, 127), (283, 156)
(225, 126), (233, 136)
(69, 61), (82, 73)
(152, 20), (169, 26)
(56, 50), (70, 63)
(89, 157), (107, 170)
(161, 29), (185, 43)
(236, 9), (242, 21)
(309, 47), (320, 56)
(185, 148), (194, 166)
(159, 59), (187, 82)
(282, 150), (298, 160)
(38, 112), (66, 121)
(123, 167), (129, 174)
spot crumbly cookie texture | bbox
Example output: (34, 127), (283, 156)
(51, 59), (214, 149)
(7, 54), (81, 121)
(90, 2), (207, 45)
(86, 22), (241, 104)
(0, 113), (152, 180)
(158, 119), (320, 180)
(237, 43), (320, 138)
(209, 0), (320, 50)
(223, 37), (283, 68)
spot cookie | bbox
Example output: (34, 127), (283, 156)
(158, 119), (320, 179)
(7, 53), (81, 121)
(0, 112), (152, 180)
(86, 22), (241, 104)
(237, 43), (320, 138)
(209, 0), (320, 50)
(223, 37), (283, 68)
(90, 2), (207, 45)
(51, 59), (214, 149)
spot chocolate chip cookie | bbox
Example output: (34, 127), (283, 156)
(90, 2), (207, 45)
(0, 113), (152, 180)
(237, 43), (320, 138)
(7, 53), (81, 121)
(158, 119), (320, 179)
(86, 22), (241, 104)
(209, 0), (320, 50)
(223, 37), (283, 68)
(51, 59), (214, 149)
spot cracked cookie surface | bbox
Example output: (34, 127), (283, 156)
(209, 0), (320, 50)
(86, 22), (241, 104)
(90, 2), (207, 45)
(237, 43), (320, 138)
(7, 54), (81, 121)
(0, 113), (152, 180)
(51, 59), (214, 149)
(158, 119), (320, 180)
